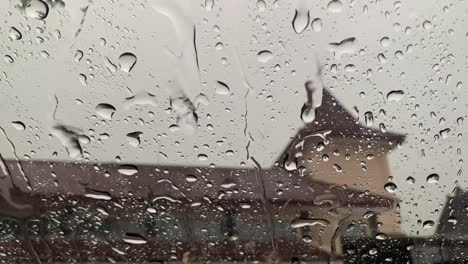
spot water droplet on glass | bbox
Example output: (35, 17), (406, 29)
(198, 154), (208, 161)
(380, 37), (390, 47)
(333, 164), (343, 172)
(284, 158), (297, 171)
(74, 50), (84, 62)
(123, 233), (147, 245)
(386, 90), (405, 102)
(423, 220), (434, 229)
(11, 121), (25, 130)
(311, 18), (322, 32)
(364, 111), (374, 127)
(105, 57), (117, 73)
(257, 50), (274, 63)
(290, 218), (330, 228)
(427, 174), (439, 184)
(423, 20), (432, 30)
(78, 74), (87, 86)
(4, 55), (14, 63)
(185, 175), (198, 182)
(376, 233), (387, 240)
(25, 0), (49, 20)
(328, 37), (357, 59)
(256, 0), (266, 12)
(377, 53), (387, 63)
(205, 0), (214, 11)
(118, 165), (138, 176)
(221, 179), (237, 189)
(240, 203), (251, 209)
(395, 50), (404, 60)
(384, 182), (397, 193)
(126, 132), (143, 147)
(51, 125), (83, 159)
(215, 81), (230, 95)
(84, 190), (112, 200)
(327, 0), (343, 13)
(118, 52), (137, 73)
(292, 9), (309, 34)
(301, 80), (323, 123)
(95, 103), (116, 120)
(9, 27), (22, 40)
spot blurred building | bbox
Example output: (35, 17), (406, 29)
(0, 89), (404, 263)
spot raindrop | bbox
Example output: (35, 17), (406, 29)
(84, 190), (112, 200)
(95, 103), (116, 120)
(185, 175), (198, 182)
(215, 81), (230, 95)
(78, 74), (87, 86)
(333, 164), (343, 172)
(327, 0), (343, 13)
(25, 0), (49, 20)
(439, 128), (450, 139)
(257, 0), (266, 12)
(395, 50), (404, 60)
(126, 132), (143, 147)
(4, 55), (14, 63)
(78, 135), (90, 144)
(292, 9), (309, 34)
(344, 64), (355, 72)
(105, 57), (117, 73)
(205, 0), (214, 11)
(290, 218), (330, 228)
(301, 80), (323, 124)
(377, 53), (387, 63)
(284, 159), (297, 171)
(221, 179), (237, 188)
(423, 20), (432, 30)
(9, 27), (22, 40)
(386, 90), (405, 102)
(380, 37), (390, 47)
(51, 125), (83, 159)
(123, 233), (147, 245)
(118, 52), (137, 73)
(74, 50), (84, 62)
(118, 165), (138, 176)
(215, 42), (224, 50)
(376, 233), (387, 240)
(240, 203), (251, 209)
(123, 92), (157, 109)
(97, 207), (109, 216)
(11, 121), (25, 130)
(384, 182), (397, 193)
(257, 50), (274, 63)
(364, 111), (374, 127)
(40, 51), (50, 58)
(426, 174), (439, 184)
(328, 37), (357, 59)
(423, 220), (434, 228)
(311, 18), (322, 32)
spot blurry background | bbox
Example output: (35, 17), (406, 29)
(0, 0), (467, 263)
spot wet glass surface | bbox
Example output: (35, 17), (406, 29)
(0, 0), (467, 263)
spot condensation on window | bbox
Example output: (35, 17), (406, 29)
(0, 0), (466, 263)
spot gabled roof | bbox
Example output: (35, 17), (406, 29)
(279, 89), (405, 161)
